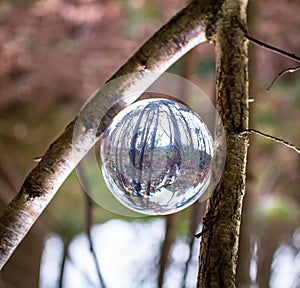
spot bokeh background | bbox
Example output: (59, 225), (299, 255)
(0, 0), (299, 287)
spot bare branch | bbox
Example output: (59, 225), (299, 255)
(77, 163), (107, 288)
(241, 27), (300, 90)
(267, 65), (300, 91)
(241, 129), (300, 154)
(67, 252), (97, 287)
(58, 241), (68, 288)
(194, 226), (211, 239)
(0, 0), (220, 269)
(242, 31), (300, 90)
(243, 32), (300, 63)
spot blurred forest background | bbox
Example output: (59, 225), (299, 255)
(0, 0), (299, 287)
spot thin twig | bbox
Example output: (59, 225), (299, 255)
(77, 163), (107, 288)
(194, 226), (211, 239)
(244, 32), (300, 63)
(267, 65), (300, 91)
(67, 252), (97, 287)
(58, 241), (68, 288)
(241, 129), (300, 154)
(85, 195), (107, 288)
(241, 29), (300, 90)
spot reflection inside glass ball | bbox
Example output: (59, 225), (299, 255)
(100, 98), (213, 215)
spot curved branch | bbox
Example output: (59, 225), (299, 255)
(267, 65), (300, 91)
(0, 0), (221, 269)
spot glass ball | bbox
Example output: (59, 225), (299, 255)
(100, 98), (213, 215)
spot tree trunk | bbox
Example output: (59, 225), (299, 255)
(198, 0), (249, 287)
(158, 214), (177, 288)
(236, 0), (259, 286)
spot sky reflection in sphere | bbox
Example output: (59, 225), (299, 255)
(100, 98), (213, 215)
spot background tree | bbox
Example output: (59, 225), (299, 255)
(0, 0), (299, 287)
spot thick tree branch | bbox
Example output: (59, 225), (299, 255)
(198, 0), (249, 287)
(0, 0), (223, 269)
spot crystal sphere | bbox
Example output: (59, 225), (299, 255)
(100, 98), (213, 215)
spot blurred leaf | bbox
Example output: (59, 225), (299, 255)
(254, 195), (298, 231)
(196, 59), (215, 77)
(117, 0), (162, 37)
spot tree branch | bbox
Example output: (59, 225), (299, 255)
(267, 66), (300, 91)
(58, 241), (68, 288)
(0, 0), (222, 269)
(77, 163), (107, 288)
(241, 129), (300, 154)
(241, 28), (300, 91)
(243, 31), (300, 63)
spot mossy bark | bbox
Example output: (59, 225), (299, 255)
(198, 0), (249, 287)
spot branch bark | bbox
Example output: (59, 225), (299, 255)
(0, 0), (223, 269)
(198, 0), (249, 287)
